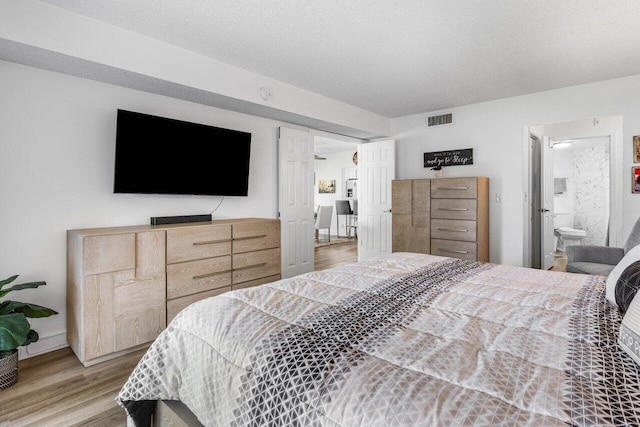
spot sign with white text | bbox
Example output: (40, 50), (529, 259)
(424, 149), (473, 168)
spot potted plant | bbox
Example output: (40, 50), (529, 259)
(431, 165), (446, 178)
(0, 275), (58, 390)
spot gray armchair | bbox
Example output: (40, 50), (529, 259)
(566, 218), (640, 276)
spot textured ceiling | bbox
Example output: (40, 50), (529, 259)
(38, 0), (640, 118)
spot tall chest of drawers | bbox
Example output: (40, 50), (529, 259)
(67, 218), (280, 366)
(391, 177), (489, 262)
(430, 177), (489, 262)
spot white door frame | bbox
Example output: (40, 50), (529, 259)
(522, 122), (623, 268)
(541, 136), (555, 270)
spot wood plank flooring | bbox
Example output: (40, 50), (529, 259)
(550, 250), (568, 272)
(314, 238), (358, 271)
(0, 240), (359, 427)
(0, 345), (146, 426)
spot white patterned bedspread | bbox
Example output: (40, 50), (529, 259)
(117, 252), (640, 426)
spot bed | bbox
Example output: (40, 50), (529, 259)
(116, 252), (640, 426)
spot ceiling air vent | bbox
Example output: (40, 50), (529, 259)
(427, 113), (453, 127)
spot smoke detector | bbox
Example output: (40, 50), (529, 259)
(259, 87), (273, 101)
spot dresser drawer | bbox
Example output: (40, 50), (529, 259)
(166, 256), (232, 299)
(166, 225), (232, 264)
(431, 177), (477, 199)
(431, 219), (477, 242)
(233, 220), (280, 254)
(233, 248), (281, 284)
(167, 285), (231, 324)
(431, 199), (478, 220)
(431, 239), (477, 261)
(84, 233), (135, 275)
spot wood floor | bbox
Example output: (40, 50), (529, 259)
(550, 250), (568, 272)
(0, 240), (359, 427)
(0, 345), (147, 426)
(314, 237), (358, 271)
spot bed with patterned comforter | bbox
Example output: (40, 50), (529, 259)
(117, 252), (640, 426)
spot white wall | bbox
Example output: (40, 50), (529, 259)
(0, 60), (287, 358)
(553, 149), (574, 216)
(391, 73), (640, 266)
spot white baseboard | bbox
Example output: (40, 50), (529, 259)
(18, 331), (68, 360)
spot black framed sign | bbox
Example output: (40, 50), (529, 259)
(424, 148), (473, 168)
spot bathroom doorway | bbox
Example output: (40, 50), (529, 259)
(524, 115), (623, 269)
(552, 136), (610, 264)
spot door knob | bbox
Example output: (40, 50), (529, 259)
(538, 208), (550, 213)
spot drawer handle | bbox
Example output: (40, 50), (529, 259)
(437, 248), (469, 254)
(438, 186), (469, 190)
(234, 262), (267, 272)
(193, 269), (232, 280)
(437, 227), (469, 232)
(234, 234), (267, 241)
(193, 239), (231, 246)
(437, 208), (469, 211)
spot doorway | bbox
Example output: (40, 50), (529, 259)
(523, 116), (623, 269)
(278, 127), (394, 278)
(551, 136), (611, 267)
(313, 135), (360, 247)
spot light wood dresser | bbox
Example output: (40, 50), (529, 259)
(67, 218), (280, 367)
(391, 179), (431, 254)
(392, 177), (489, 262)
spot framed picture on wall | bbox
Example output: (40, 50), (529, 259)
(635, 135), (640, 163)
(633, 167), (640, 193)
(318, 179), (336, 194)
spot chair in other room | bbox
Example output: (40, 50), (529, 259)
(315, 205), (333, 243)
(335, 200), (353, 238)
(350, 199), (358, 238)
(566, 217), (640, 276)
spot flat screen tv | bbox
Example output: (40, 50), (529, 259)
(114, 109), (251, 196)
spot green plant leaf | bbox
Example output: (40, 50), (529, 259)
(0, 301), (57, 318)
(0, 312), (29, 351)
(0, 275), (18, 289)
(0, 281), (47, 299)
(23, 329), (39, 346)
(2, 281), (46, 293)
(0, 301), (15, 315)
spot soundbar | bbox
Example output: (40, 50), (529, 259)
(150, 214), (212, 225)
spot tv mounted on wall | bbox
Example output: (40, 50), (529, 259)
(114, 109), (251, 196)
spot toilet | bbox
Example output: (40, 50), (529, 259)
(553, 212), (586, 251)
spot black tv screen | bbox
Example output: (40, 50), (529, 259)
(114, 110), (251, 196)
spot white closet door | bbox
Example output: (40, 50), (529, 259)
(278, 127), (315, 278)
(358, 139), (396, 261)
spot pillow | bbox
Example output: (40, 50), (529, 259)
(615, 261), (640, 312)
(606, 244), (640, 308)
(619, 293), (640, 365)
